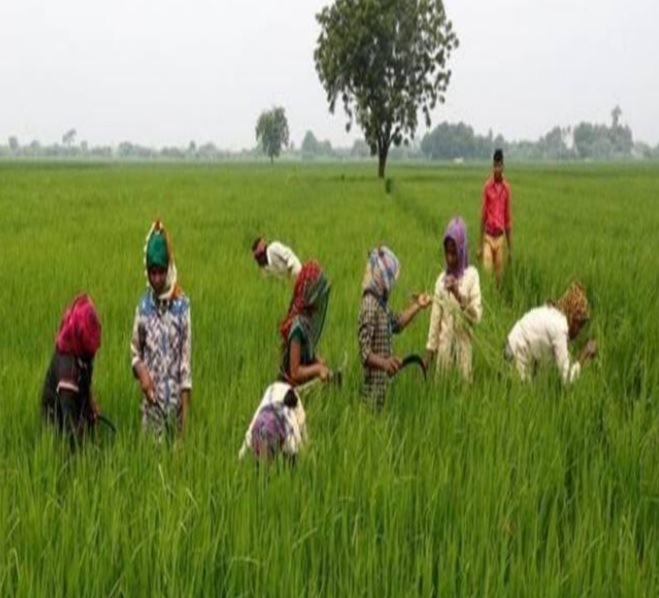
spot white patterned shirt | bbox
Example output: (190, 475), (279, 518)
(264, 241), (302, 280)
(130, 291), (192, 414)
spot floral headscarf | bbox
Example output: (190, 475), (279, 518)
(361, 246), (400, 304)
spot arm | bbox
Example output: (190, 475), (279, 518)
(131, 307), (155, 403)
(365, 352), (401, 375)
(551, 327), (580, 385)
(449, 271), (482, 324)
(358, 296), (402, 376)
(178, 307), (192, 435)
(578, 339), (597, 365)
(395, 293), (431, 331)
(282, 246), (302, 278)
(288, 339), (329, 385)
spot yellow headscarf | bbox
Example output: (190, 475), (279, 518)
(555, 281), (589, 327)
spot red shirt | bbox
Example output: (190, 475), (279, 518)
(481, 177), (511, 236)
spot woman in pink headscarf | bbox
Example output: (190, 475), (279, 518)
(41, 294), (102, 443)
(424, 217), (482, 382)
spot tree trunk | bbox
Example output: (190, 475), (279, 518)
(377, 145), (388, 178)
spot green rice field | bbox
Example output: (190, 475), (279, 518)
(0, 160), (658, 595)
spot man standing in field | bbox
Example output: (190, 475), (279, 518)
(478, 148), (512, 285)
(252, 236), (302, 282)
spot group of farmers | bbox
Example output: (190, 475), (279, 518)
(42, 149), (597, 462)
(241, 148), (597, 463)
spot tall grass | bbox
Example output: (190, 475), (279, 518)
(0, 161), (657, 595)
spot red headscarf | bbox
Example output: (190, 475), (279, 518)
(55, 294), (101, 360)
(279, 261), (326, 343)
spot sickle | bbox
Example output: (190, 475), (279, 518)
(398, 354), (427, 380)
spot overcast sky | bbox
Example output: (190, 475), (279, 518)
(1, 0), (656, 149)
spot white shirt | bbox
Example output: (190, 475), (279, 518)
(264, 241), (302, 280)
(238, 382), (307, 460)
(507, 305), (581, 384)
(426, 266), (482, 352)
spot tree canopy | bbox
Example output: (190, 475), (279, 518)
(314, 0), (458, 177)
(255, 107), (290, 163)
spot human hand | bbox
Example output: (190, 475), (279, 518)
(88, 395), (99, 424)
(415, 292), (431, 309)
(318, 364), (331, 382)
(385, 356), (402, 377)
(444, 276), (463, 301)
(584, 339), (597, 359)
(139, 370), (156, 404)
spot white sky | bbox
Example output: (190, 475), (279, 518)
(1, 0), (657, 149)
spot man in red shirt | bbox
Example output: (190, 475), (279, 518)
(477, 148), (512, 284)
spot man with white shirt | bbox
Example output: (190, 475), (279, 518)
(505, 281), (597, 384)
(252, 237), (302, 281)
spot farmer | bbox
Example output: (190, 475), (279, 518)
(41, 294), (102, 446)
(238, 381), (307, 465)
(358, 246), (430, 409)
(252, 236), (302, 282)
(505, 281), (597, 384)
(424, 217), (482, 382)
(279, 260), (331, 386)
(131, 220), (192, 439)
(478, 148), (512, 285)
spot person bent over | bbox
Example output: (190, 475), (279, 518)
(42, 294), (102, 448)
(238, 382), (307, 465)
(505, 281), (596, 384)
(252, 236), (302, 282)
(279, 261), (331, 386)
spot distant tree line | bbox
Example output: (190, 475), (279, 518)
(0, 135), (260, 161)
(419, 106), (650, 162)
(2, 106), (657, 162)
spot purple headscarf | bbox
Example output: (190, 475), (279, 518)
(443, 217), (469, 279)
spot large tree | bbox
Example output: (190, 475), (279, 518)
(314, 0), (458, 178)
(255, 107), (290, 163)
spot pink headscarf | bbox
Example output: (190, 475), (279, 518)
(55, 294), (101, 360)
(444, 217), (469, 279)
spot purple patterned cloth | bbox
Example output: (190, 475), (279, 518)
(251, 405), (286, 461)
(444, 217), (469, 279)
